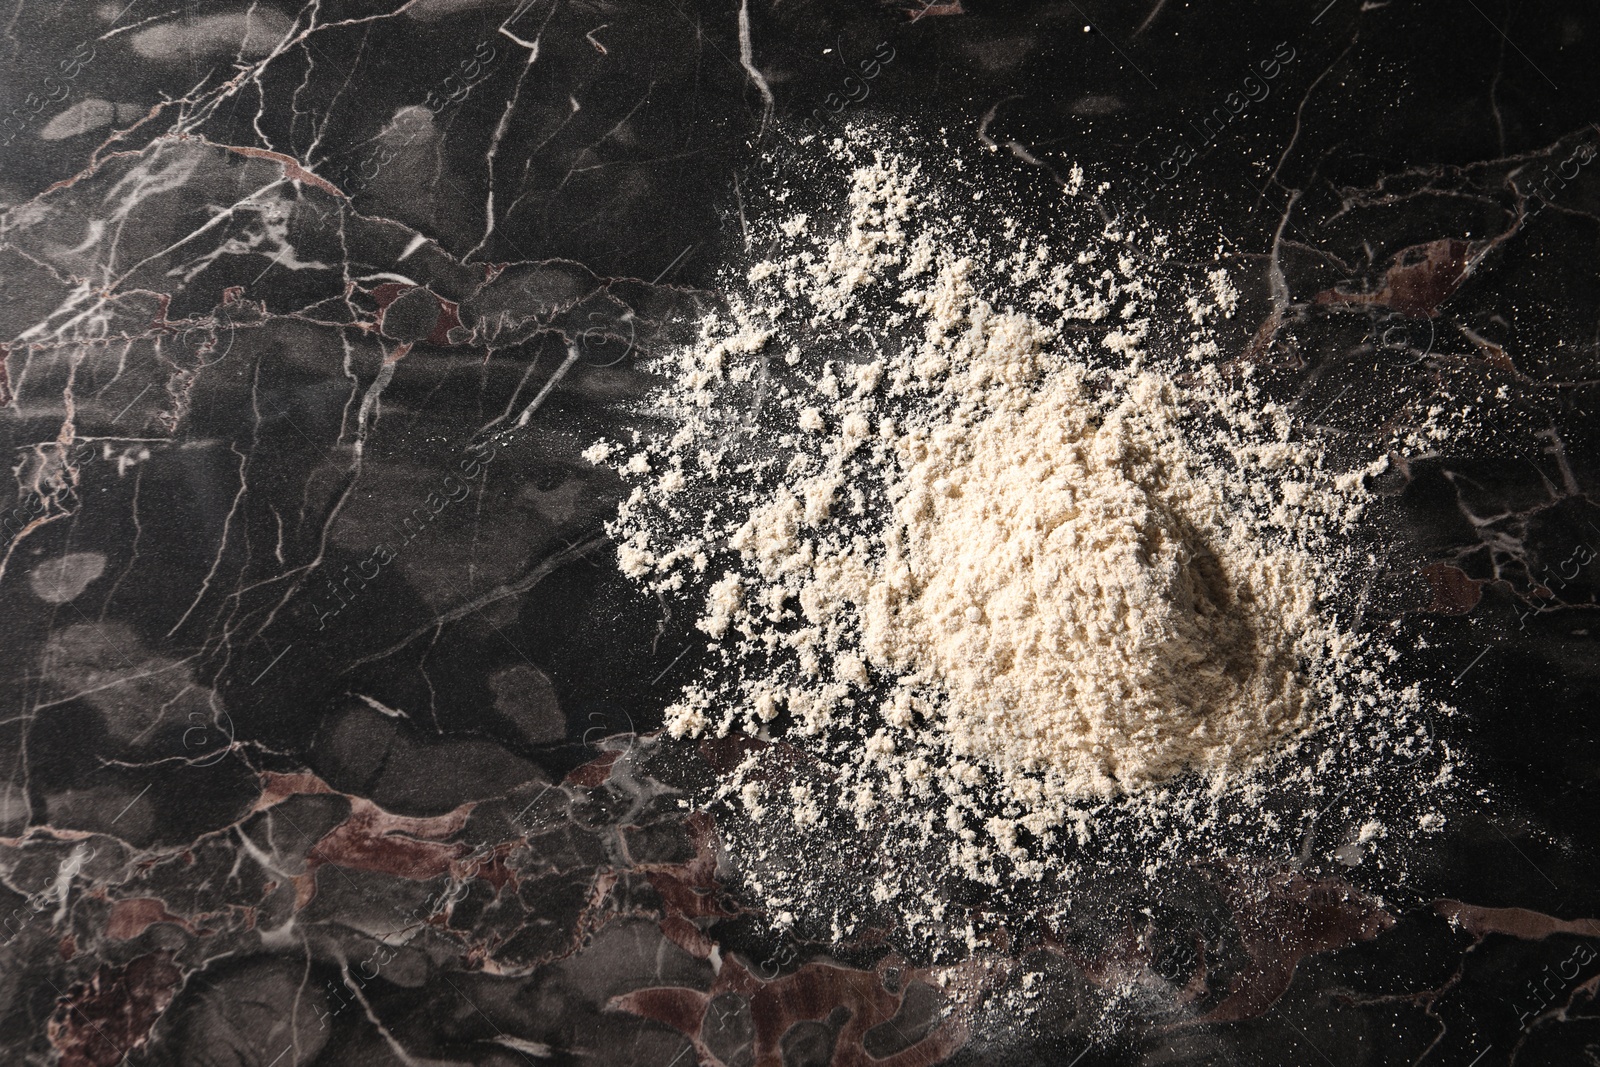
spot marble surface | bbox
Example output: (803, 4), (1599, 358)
(2, 1), (1598, 1064)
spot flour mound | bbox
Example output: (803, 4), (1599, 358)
(863, 370), (1317, 794)
(589, 127), (1457, 955)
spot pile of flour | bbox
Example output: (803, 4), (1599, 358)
(857, 365), (1346, 795)
(587, 128), (1454, 948)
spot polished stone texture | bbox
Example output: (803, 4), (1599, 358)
(2, 1), (1597, 1064)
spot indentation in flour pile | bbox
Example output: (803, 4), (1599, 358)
(587, 125), (1458, 955)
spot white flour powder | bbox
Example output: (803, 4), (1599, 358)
(857, 367), (1342, 796)
(589, 128), (1456, 953)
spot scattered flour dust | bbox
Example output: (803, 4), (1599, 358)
(587, 126), (1458, 957)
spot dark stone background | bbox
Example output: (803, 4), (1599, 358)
(1, 1), (1596, 1064)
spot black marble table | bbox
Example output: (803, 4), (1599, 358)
(2, 2), (1597, 1064)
